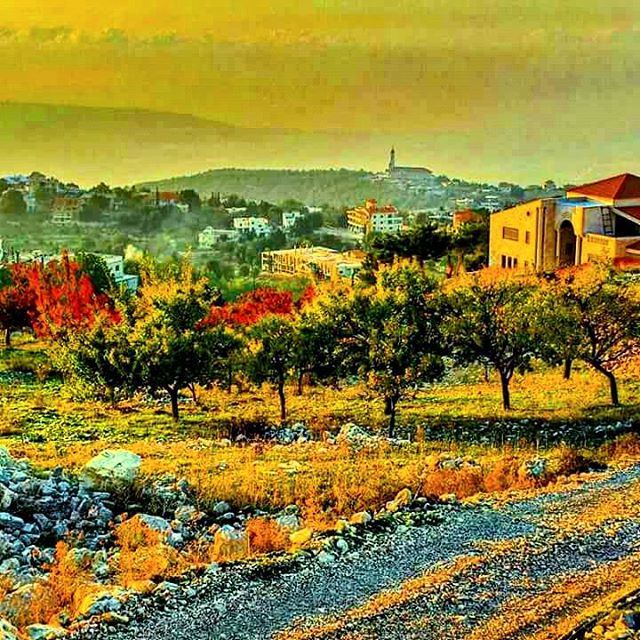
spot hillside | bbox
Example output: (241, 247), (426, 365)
(138, 168), (439, 208)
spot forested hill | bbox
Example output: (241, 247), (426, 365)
(137, 169), (435, 208)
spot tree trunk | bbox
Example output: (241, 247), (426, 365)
(277, 380), (287, 422)
(499, 371), (511, 410)
(188, 382), (198, 404)
(593, 363), (619, 406)
(168, 387), (180, 421)
(296, 371), (304, 396)
(483, 363), (490, 383)
(563, 357), (572, 380)
(388, 397), (397, 438)
(4, 329), (10, 348)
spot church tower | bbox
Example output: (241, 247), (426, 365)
(388, 147), (396, 173)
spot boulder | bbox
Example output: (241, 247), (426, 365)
(81, 450), (141, 489)
(336, 423), (375, 447)
(385, 488), (412, 513)
(316, 550), (336, 566)
(25, 625), (66, 640)
(76, 587), (127, 619)
(276, 513), (300, 530)
(134, 514), (171, 534)
(212, 525), (247, 561)
(349, 511), (372, 526)
(0, 485), (16, 510)
(289, 527), (313, 546)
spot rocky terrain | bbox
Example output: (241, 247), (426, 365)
(75, 464), (638, 640)
(1, 422), (640, 640)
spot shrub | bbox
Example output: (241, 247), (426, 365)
(246, 517), (289, 555)
(114, 517), (185, 586)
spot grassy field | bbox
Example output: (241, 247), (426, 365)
(1, 342), (639, 525)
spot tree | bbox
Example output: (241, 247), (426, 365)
(131, 273), (239, 420)
(0, 190), (26, 216)
(24, 255), (119, 340)
(540, 266), (640, 405)
(58, 313), (136, 403)
(0, 264), (36, 346)
(179, 189), (201, 211)
(444, 270), (539, 410)
(292, 307), (340, 395)
(323, 263), (446, 435)
(77, 253), (117, 295)
(246, 316), (297, 421)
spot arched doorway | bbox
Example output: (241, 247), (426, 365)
(558, 220), (576, 266)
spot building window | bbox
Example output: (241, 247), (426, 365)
(525, 231), (531, 244)
(502, 226), (519, 241)
(501, 255), (507, 268)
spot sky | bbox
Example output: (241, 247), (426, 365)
(1, 1), (640, 184)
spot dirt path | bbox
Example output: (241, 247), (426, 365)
(99, 465), (640, 640)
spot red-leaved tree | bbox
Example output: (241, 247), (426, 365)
(24, 254), (120, 339)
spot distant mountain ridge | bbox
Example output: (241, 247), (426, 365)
(3, 101), (640, 189)
(0, 102), (388, 187)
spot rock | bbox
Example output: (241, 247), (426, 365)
(0, 512), (24, 531)
(0, 485), (16, 510)
(174, 505), (198, 523)
(289, 528), (313, 546)
(276, 513), (300, 530)
(212, 525), (247, 561)
(622, 612), (640, 630)
(212, 501), (231, 515)
(0, 619), (19, 640)
(335, 538), (349, 554)
(385, 488), (412, 514)
(336, 423), (375, 447)
(76, 587), (127, 618)
(316, 550), (336, 566)
(349, 511), (372, 526)
(25, 624), (66, 640)
(81, 450), (141, 489)
(135, 514), (171, 534)
(335, 519), (351, 534)
(154, 581), (180, 600)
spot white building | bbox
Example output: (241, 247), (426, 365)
(233, 216), (271, 236)
(370, 211), (404, 234)
(198, 227), (240, 247)
(282, 210), (304, 229)
(96, 254), (139, 292)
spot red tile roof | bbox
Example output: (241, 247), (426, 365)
(570, 173), (640, 200)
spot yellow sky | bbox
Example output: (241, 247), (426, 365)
(1, 1), (640, 181)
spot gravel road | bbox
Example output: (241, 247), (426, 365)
(85, 464), (640, 640)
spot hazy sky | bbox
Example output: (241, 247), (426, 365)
(1, 1), (640, 182)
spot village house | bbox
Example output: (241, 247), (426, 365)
(51, 196), (83, 225)
(346, 199), (403, 236)
(198, 227), (239, 247)
(452, 209), (484, 230)
(261, 246), (363, 282)
(489, 173), (640, 270)
(282, 210), (304, 230)
(233, 216), (271, 237)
